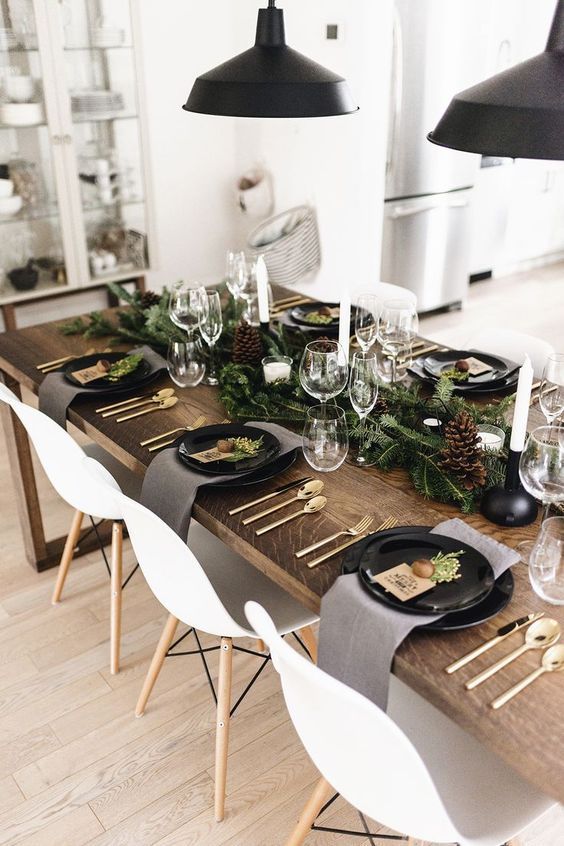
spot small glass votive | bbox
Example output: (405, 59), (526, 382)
(423, 417), (442, 434)
(477, 424), (505, 453)
(262, 355), (292, 384)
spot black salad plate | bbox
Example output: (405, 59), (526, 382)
(178, 423), (281, 476)
(342, 526), (513, 631)
(409, 359), (519, 394)
(357, 531), (495, 615)
(290, 301), (357, 329)
(202, 448), (298, 489)
(423, 349), (509, 385)
(63, 352), (153, 392)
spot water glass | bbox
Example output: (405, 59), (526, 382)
(167, 340), (206, 388)
(299, 340), (348, 404)
(519, 425), (564, 508)
(355, 294), (380, 352)
(540, 353), (564, 425)
(377, 299), (418, 384)
(168, 282), (206, 338)
(348, 351), (379, 467)
(525, 517), (564, 605)
(303, 405), (349, 472)
(200, 290), (223, 386)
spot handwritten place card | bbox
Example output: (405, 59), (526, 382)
(462, 356), (493, 377)
(189, 447), (227, 464)
(371, 563), (435, 602)
(70, 362), (109, 385)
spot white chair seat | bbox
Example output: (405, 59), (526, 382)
(388, 675), (554, 846)
(188, 521), (318, 637)
(84, 443), (143, 502)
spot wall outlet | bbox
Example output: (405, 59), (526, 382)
(325, 22), (344, 42)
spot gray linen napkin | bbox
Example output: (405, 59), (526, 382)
(140, 421), (301, 538)
(38, 346), (166, 429)
(317, 518), (520, 710)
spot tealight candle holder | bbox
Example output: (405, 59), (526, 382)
(262, 355), (292, 385)
(476, 424), (505, 454)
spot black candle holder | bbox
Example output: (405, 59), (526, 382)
(480, 449), (538, 527)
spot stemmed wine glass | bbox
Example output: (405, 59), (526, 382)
(539, 353), (564, 426)
(377, 299), (418, 384)
(348, 351), (379, 467)
(519, 425), (564, 522)
(303, 405), (349, 472)
(299, 340), (349, 406)
(355, 294), (380, 352)
(168, 282), (206, 340)
(225, 250), (246, 317)
(200, 291), (223, 386)
(239, 255), (259, 324)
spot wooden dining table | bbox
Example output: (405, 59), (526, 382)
(0, 303), (563, 809)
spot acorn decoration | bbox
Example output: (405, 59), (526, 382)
(232, 321), (264, 365)
(454, 358), (470, 373)
(440, 411), (487, 491)
(411, 558), (435, 579)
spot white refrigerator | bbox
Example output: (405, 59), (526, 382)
(381, 0), (495, 312)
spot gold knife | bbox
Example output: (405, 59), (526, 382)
(445, 612), (545, 674)
(307, 532), (373, 569)
(228, 477), (313, 516)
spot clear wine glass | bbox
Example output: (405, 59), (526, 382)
(521, 517), (564, 606)
(299, 340), (349, 406)
(167, 340), (206, 388)
(348, 351), (379, 467)
(355, 294), (380, 352)
(377, 299), (418, 384)
(303, 405), (349, 472)
(200, 291), (223, 386)
(169, 282), (206, 339)
(540, 353), (564, 426)
(239, 255), (259, 324)
(519, 425), (564, 521)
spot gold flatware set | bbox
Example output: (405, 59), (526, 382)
(242, 480), (324, 526)
(306, 516), (399, 568)
(99, 388), (176, 417)
(36, 348), (112, 374)
(269, 295), (313, 317)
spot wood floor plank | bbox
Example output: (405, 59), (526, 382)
(0, 775), (25, 815)
(0, 655), (38, 693)
(0, 724), (60, 781)
(17, 805), (103, 846)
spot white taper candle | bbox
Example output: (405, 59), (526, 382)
(509, 354), (534, 452)
(338, 292), (351, 363)
(256, 256), (270, 325)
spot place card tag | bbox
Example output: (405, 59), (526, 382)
(189, 447), (226, 464)
(371, 563), (435, 602)
(462, 356), (493, 376)
(70, 362), (109, 385)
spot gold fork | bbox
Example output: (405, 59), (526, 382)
(295, 515), (374, 559)
(141, 415), (207, 448)
(145, 418), (230, 451)
(306, 516), (399, 569)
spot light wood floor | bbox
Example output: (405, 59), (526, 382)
(1, 265), (564, 845)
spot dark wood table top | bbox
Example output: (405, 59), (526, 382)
(0, 307), (563, 805)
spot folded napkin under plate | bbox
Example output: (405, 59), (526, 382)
(38, 345), (167, 429)
(317, 518), (520, 710)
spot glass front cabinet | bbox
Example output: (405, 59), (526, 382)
(0, 0), (153, 307)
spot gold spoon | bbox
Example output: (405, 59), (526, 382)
(242, 480), (325, 526)
(466, 619), (561, 690)
(491, 644), (564, 709)
(101, 389), (176, 418)
(256, 495), (327, 536)
(116, 396), (178, 423)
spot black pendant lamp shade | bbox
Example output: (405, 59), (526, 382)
(183, 1), (358, 119)
(428, 0), (564, 160)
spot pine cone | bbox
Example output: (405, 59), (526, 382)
(140, 290), (162, 310)
(440, 411), (487, 491)
(232, 321), (263, 365)
(374, 395), (388, 416)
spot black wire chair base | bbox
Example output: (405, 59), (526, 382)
(88, 516), (139, 590)
(311, 793), (407, 843)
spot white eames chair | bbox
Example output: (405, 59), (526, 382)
(245, 602), (556, 846)
(466, 328), (554, 379)
(0, 382), (141, 673)
(82, 457), (319, 823)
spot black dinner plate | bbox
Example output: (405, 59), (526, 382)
(409, 359), (519, 394)
(358, 531), (495, 615)
(178, 423), (281, 476)
(290, 301), (358, 329)
(63, 352), (153, 392)
(423, 349), (509, 385)
(202, 448), (298, 489)
(342, 526), (514, 631)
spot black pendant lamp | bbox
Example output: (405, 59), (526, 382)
(428, 0), (564, 160)
(183, 0), (358, 119)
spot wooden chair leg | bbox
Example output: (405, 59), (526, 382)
(256, 639), (266, 653)
(110, 521), (123, 675)
(51, 510), (84, 604)
(215, 637), (233, 822)
(298, 626), (318, 664)
(135, 613), (179, 717)
(285, 777), (334, 846)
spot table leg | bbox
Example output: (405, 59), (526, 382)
(1, 304), (17, 332)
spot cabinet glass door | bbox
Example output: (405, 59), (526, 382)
(58, 0), (150, 282)
(0, 0), (69, 301)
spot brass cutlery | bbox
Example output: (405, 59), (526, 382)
(116, 396), (178, 423)
(295, 514), (374, 559)
(530, 384), (557, 407)
(97, 388), (174, 414)
(242, 480), (324, 526)
(445, 612), (545, 674)
(140, 415), (207, 447)
(146, 417), (229, 452)
(491, 644), (564, 709)
(306, 516), (399, 569)
(271, 294), (312, 308)
(255, 495), (327, 536)
(228, 476), (313, 516)
(465, 618), (561, 690)
(396, 345), (443, 368)
(36, 354), (76, 371)
(101, 388), (176, 418)
(270, 298), (313, 316)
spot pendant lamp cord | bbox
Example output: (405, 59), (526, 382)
(268, 0), (276, 7)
